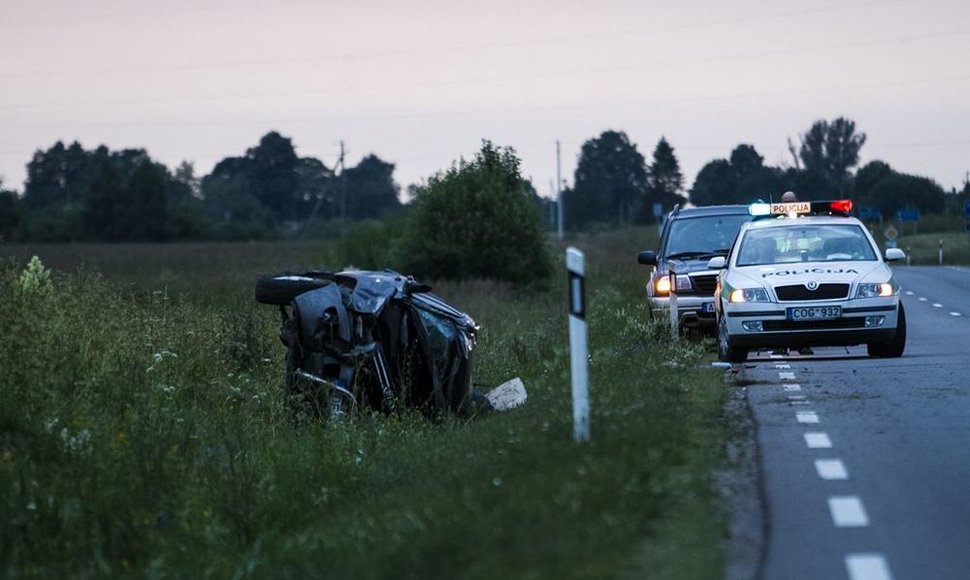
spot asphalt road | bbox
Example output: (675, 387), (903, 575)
(739, 266), (970, 580)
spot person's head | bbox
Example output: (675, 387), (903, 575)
(781, 191), (797, 202)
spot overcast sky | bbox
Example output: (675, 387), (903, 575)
(3, 0), (969, 198)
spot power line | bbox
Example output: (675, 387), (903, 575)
(0, 0), (931, 79)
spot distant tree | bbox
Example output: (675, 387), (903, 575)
(202, 173), (277, 240)
(868, 173), (945, 218)
(83, 160), (129, 241)
(125, 161), (171, 241)
(689, 159), (736, 206)
(344, 154), (401, 220)
(853, 160), (894, 202)
(174, 161), (201, 198)
(0, 179), (21, 241)
(402, 141), (551, 287)
(798, 117), (866, 195)
(246, 131), (300, 221)
(567, 130), (647, 228)
(852, 160), (946, 218)
(729, 144), (763, 177)
(24, 141), (98, 209)
(644, 137), (685, 221)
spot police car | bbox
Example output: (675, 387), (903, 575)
(710, 200), (906, 362)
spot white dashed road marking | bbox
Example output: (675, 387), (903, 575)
(829, 496), (869, 527)
(933, 303), (943, 308)
(775, 363), (791, 369)
(796, 411), (819, 424)
(904, 291), (914, 296)
(951, 312), (962, 317)
(846, 553), (894, 580)
(779, 372), (796, 381)
(918, 297), (927, 302)
(815, 459), (849, 480)
(804, 432), (832, 448)
(783, 383), (801, 392)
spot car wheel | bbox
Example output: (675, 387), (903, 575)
(717, 312), (748, 363)
(254, 274), (329, 305)
(867, 302), (906, 358)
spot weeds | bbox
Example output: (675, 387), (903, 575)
(0, 233), (728, 579)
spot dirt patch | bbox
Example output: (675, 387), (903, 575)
(714, 382), (767, 580)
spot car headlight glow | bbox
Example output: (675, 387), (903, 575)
(855, 283), (894, 298)
(729, 288), (770, 303)
(655, 274), (692, 296)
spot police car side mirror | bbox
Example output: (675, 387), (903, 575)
(884, 248), (905, 262)
(637, 251), (657, 266)
(707, 256), (727, 269)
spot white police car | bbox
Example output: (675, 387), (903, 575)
(709, 200), (906, 362)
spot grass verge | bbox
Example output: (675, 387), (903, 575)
(0, 231), (729, 579)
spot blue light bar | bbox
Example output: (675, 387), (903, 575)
(748, 203), (771, 216)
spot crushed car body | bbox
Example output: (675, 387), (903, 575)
(255, 269), (478, 420)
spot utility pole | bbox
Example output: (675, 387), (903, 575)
(338, 140), (346, 222)
(301, 140), (346, 240)
(556, 140), (563, 240)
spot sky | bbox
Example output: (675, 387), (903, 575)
(3, 0), (970, 199)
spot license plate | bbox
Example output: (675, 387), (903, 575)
(786, 306), (841, 320)
(701, 302), (715, 314)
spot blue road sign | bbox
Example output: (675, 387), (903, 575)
(897, 209), (920, 222)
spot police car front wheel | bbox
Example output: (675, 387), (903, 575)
(717, 314), (748, 363)
(866, 303), (906, 358)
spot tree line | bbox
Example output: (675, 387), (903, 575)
(1, 118), (966, 243)
(0, 132), (403, 242)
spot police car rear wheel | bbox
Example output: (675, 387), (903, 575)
(718, 314), (748, 363)
(867, 302), (906, 358)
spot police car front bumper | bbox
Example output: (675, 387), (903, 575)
(723, 300), (899, 348)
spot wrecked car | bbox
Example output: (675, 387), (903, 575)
(255, 269), (478, 420)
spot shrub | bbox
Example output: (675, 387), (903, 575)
(401, 141), (552, 288)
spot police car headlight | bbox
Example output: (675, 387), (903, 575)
(729, 288), (770, 303)
(856, 283), (894, 298)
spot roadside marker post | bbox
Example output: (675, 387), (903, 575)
(668, 270), (679, 340)
(566, 248), (590, 443)
(939, 239), (944, 265)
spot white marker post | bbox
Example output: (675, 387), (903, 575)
(939, 239), (944, 265)
(668, 270), (679, 340)
(566, 247), (590, 443)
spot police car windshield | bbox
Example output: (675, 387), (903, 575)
(664, 214), (751, 259)
(736, 224), (877, 267)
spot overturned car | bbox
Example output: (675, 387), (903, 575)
(255, 270), (478, 420)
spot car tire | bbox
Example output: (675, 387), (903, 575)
(867, 302), (906, 358)
(717, 312), (748, 363)
(254, 275), (330, 305)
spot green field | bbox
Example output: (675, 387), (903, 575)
(0, 230), (730, 579)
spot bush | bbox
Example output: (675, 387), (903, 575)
(334, 219), (407, 271)
(402, 142), (552, 288)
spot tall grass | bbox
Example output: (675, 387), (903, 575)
(0, 231), (728, 579)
